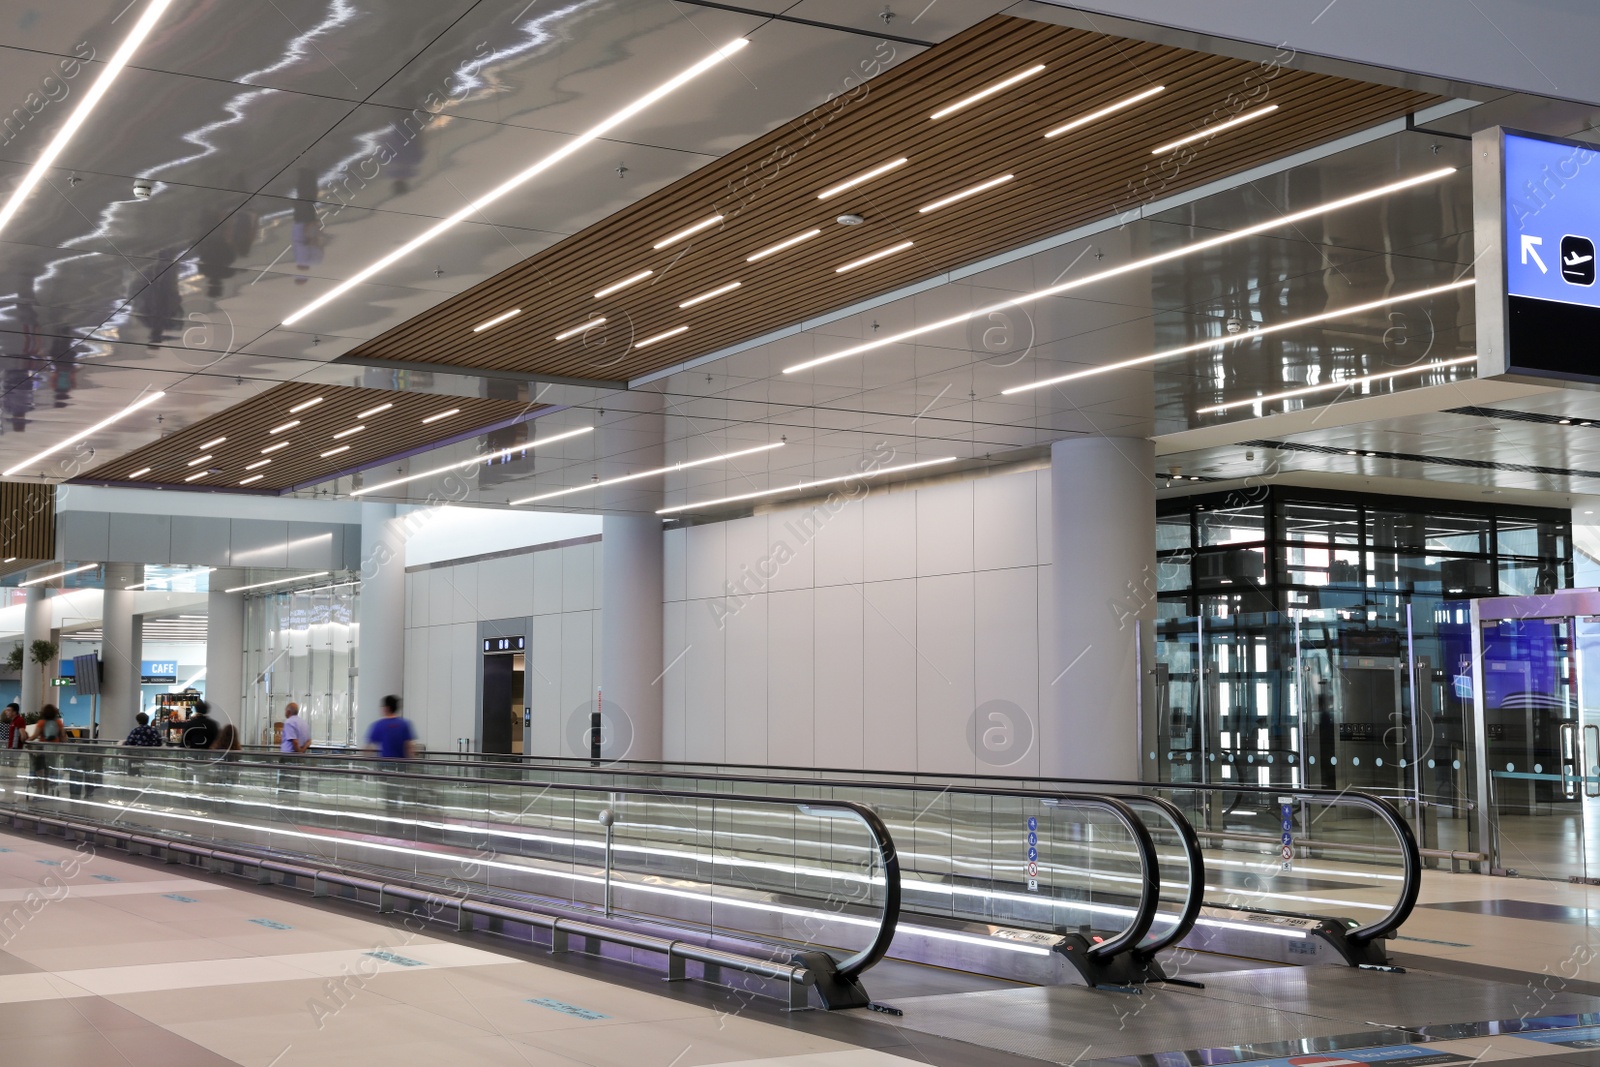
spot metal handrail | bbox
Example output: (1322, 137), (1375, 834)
(23, 747), (902, 980)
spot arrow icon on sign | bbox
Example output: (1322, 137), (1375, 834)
(1522, 234), (1548, 273)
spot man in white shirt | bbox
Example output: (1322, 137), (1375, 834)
(277, 702), (310, 798)
(280, 703), (310, 754)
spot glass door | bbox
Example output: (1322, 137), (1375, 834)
(1571, 617), (1600, 881)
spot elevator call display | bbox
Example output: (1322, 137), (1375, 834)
(1477, 127), (1600, 383)
(483, 636), (525, 653)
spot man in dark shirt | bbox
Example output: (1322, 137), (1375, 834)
(181, 701), (219, 750)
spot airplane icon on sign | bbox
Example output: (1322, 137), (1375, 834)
(1562, 235), (1596, 286)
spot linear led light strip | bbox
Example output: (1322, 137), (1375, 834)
(472, 308), (521, 333)
(633, 325), (687, 349)
(782, 166), (1457, 375)
(653, 214), (722, 249)
(1198, 356), (1478, 414)
(1044, 84), (1164, 138)
(358, 402), (392, 419)
(353, 426), (593, 496)
(199, 436), (226, 450)
(817, 157), (908, 200)
(1153, 103), (1278, 155)
(2, 390), (165, 477)
(679, 281), (740, 309)
(289, 396), (324, 414)
(281, 39), (748, 326)
(555, 317), (606, 342)
(658, 456), (957, 514)
(226, 571), (330, 593)
(929, 63), (1045, 120)
(837, 240), (913, 274)
(512, 441), (783, 505)
(594, 270), (652, 299)
(19, 563), (96, 587)
(747, 228), (820, 262)
(1003, 278), (1473, 394)
(239, 474), (264, 485)
(0, 0), (174, 238)
(919, 174), (1012, 214)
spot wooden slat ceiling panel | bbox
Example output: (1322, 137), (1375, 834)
(72, 383), (543, 493)
(0, 483), (54, 561)
(344, 14), (1441, 383)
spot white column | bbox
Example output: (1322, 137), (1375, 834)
(599, 513), (664, 761)
(1048, 436), (1156, 781)
(207, 568), (246, 731)
(101, 564), (141, 736)
(357, 502), (406, 734)
(20, 586), (49, 714)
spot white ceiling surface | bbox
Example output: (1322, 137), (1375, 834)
(0, 0), (1599, 528)
(0, 588), (205, 639)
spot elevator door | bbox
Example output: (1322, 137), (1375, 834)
(480, 652), (525, 755)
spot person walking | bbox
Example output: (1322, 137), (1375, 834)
(364, 695), (415, 760)
(181, 700), (219, 750)
(365, 695), (415, 816)
(123, 712), (163, 747)
(30, 705), (63, 795)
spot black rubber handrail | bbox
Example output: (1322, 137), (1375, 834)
(1117, 794), (1205, 956)
(314, 748), (1411, 948)
(23, 748), (902, 979)
(50, 744), (1168, 967)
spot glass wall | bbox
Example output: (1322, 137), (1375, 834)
(1145, 488), (1572, 868)
(241, 584), (359, 749)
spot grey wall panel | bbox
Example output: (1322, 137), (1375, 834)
(57, 511), (110, 562)
(171, 516), (232, 566)
(229, 520), (289, 569)
(285, 522), (340, 568)
(107, 514), (172, 564)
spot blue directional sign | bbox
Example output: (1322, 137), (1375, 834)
(1026, 816), (1036, 832)
(1482, 128), (1600, 383)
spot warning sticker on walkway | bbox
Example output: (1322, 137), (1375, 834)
(1516, 1023), (1600, 1050)
(1217, 1047), (1468, 1067)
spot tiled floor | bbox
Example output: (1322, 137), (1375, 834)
(4, 823), (1600, 1067)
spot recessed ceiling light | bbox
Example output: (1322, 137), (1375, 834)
(279, 39), (750, 327)
(679, 281), (741, 309)
(184, 471), (208, 482)
(653, 214), (723, 249)
(357, 403), (393, 419)
(836, 240), (914, 273)
(332, 425), (365, 439)
(918, 174), (1013, 213)
(512, 441), (784, 505)
(747, 228), (821, 262)
(817, 158), (909, 201)
(593, 270), (653, 299)
(634, 325), (689, 349)
(261, 441), (290, 454)
(555, 317), (607, 342)
(1003, 278), (1473, 394)
(239, 474), (264, 485)
(658, 456), (959, 514)
(269, 420), (300, 434)
(289, 396), (324, 414)
(353, 426), (594, 497)
(421, 408), (460, 425)
(320, 445), (350, 458)
(2, 389), (166, 477)
(129, 467), (152, 478)
(782, 167), (1456, 375)
(929, 63), (1046, 121)
(472, 308), (522, 333)
(1043, 84), (1165, 138)
(186, 454), (214, 467)
(199, 436), (226, 450)
(1152, 104), (1279, 155)
(19, 563), (97, 587)
(0, 0), (175, 241)
(245, 459), (272, 471)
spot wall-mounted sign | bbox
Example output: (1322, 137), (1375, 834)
(483, 636), (525, 654)
(1476, 127), (1600, 383)
(141, 661), (178, 683)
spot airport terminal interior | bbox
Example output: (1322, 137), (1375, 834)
(1, 0), (1600, 1064)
